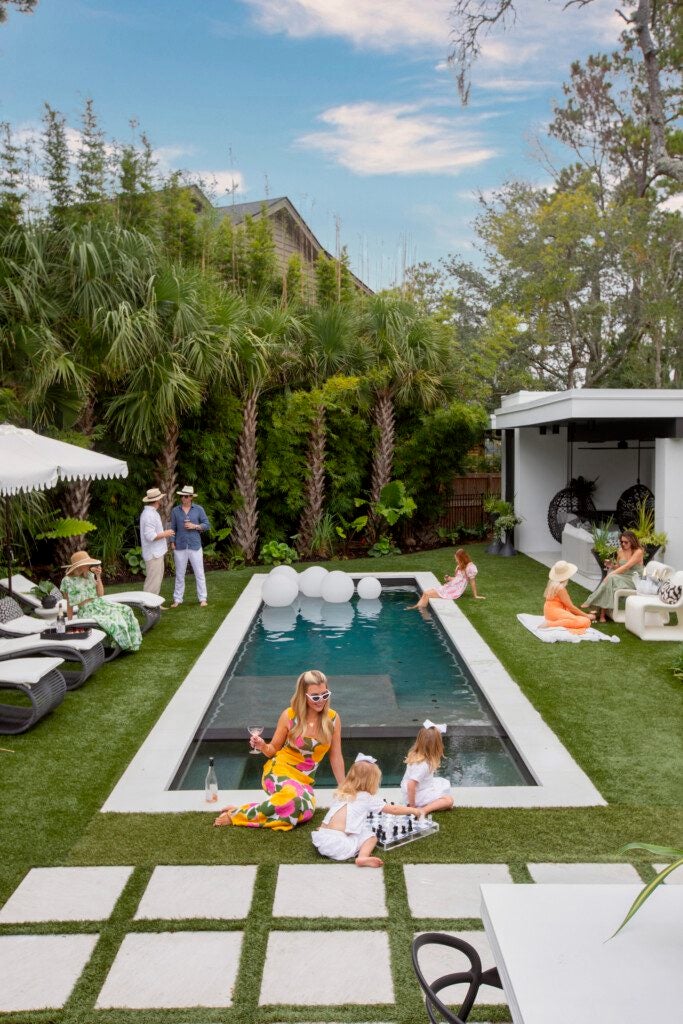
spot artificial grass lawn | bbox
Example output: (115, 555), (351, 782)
(0, 546), (681, 1023)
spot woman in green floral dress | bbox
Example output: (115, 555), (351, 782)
(60, 550), (142, 652)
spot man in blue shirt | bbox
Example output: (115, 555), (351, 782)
(169, 485), (211, 607)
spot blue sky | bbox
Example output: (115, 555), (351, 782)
(0, 0), (624, 289)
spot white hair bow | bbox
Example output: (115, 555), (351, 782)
(423, 719), (447, 734)
(355, 752), (377, 764)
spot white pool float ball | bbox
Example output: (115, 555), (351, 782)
(357, 576), (381, 600)
(269, 564), (298, 584)
(299, 565), (329, 598)
(262, 573), (299, 607)
(321, 570), (354, 603)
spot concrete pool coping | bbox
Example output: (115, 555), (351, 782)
(102, 572), (605, 812)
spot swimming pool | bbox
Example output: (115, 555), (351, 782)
(103, 572), (605, 812)
(172, 587), (532, 790)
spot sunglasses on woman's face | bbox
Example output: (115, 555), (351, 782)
(307, 690), (331, 704)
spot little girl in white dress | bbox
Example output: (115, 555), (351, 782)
(401, 720), (454, 815)
(311, 754), (417, 868)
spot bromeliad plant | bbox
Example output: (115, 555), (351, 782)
(612, 844), (683, 937)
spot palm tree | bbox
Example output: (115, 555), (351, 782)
(292, 303), (359, 558)
(104, 264), (231, 521)
(53, 223), (158, 559)
(0, 222), (156, 561)
(362, 295), (453, 504)
(229, 299), (303, 561)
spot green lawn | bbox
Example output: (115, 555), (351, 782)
(1, 546), (681, 1023)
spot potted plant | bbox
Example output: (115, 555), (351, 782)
(30, 580), (59, 609)
(486, 499), (522, 556)
(483, 496), (506, 554)
(591, 519), (618, 577)
(631, 498), (667, 563)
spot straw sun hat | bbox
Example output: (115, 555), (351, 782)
(548, 560), (578, 583)
(142, 487), (165, 503)
(63, 550), (102, 574)
(176, 485), (198, 497)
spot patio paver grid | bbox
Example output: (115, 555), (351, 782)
(0, 861), (651, 1017)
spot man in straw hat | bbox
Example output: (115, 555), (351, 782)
(169, 485), (211, 607)
(140, 488), (175, 595)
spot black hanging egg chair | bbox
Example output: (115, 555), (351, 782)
(547, 476), (597, 543)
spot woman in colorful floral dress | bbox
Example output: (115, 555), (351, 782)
(213, 669), (345, 830)
(60, 550), (142, 652)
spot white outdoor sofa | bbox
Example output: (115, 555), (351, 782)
(1, 575), (164, 634)
(623, 569), (683, 641)
(0, 657), (66, 734)
(612, 560), (673, 622)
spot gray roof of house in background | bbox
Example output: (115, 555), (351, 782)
(214, 198), (286, 225)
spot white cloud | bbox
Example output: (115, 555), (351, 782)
(241, 0), (450, 49)
(188, 169), (246, 199)
(297, 101), (496, 176)
(241, 0), (622, 66)
(477, 76), (557, 94)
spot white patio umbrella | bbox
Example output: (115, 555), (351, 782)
(0, 423), (129, 594)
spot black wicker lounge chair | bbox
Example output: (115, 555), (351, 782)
(0, 598), (106, 690)
(0, 657), (67, 735)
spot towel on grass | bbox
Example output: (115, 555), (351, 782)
(517, 613), (620, 644)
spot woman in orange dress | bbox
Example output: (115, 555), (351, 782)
(542, 561), (595, 634)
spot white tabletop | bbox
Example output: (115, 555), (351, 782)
(481, 883), (683, 1024)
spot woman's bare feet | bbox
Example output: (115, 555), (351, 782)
(213, 805), (237, 827)
(356, 855), (383, 868)
(587, 611), (597, 621)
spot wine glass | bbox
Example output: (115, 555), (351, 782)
(247, 726), (264, 754)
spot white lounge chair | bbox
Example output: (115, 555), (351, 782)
(624, 569), (683, 641)
(612, 560), (674, 623)
(0, 575), (164, 633)
(0, 598), (106, 687)
(0, 657), (66, 734)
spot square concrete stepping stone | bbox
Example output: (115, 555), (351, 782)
(404, 864), (512, 919)
(0, 934), (98, 1011)
(0, 866), (133, 923)
(414, 930), (508, 1006)
(135, 865), (256, 920)
(273, 865), (387, 918)
(653, 864), (683, 883)
(96, 932), (243, 1008)
(260, 931), (393, 1004)
(528, 863), (641, 884)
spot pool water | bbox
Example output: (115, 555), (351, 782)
(172, 586), (532, 790)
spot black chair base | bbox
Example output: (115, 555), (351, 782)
(0, 642), (105, 691)
(0, 669), (66, 734)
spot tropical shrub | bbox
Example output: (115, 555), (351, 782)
(259, 540), (297, 566)
(124, 547), (145, 575)
(368, 537), (400, 557)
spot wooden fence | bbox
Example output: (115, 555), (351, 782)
(436, 474), (501, 532)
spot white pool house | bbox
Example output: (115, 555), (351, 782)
(491, 389), (683, 583)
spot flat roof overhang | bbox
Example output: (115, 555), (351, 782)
(491, 389), (683, 433)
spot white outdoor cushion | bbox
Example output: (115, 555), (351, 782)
(0, 657), (64, 685)
(105, 592), (164, 608)
(0, 628), (106, 655)
(0, 615), (47, 635)
(0, 575), (41, 606)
